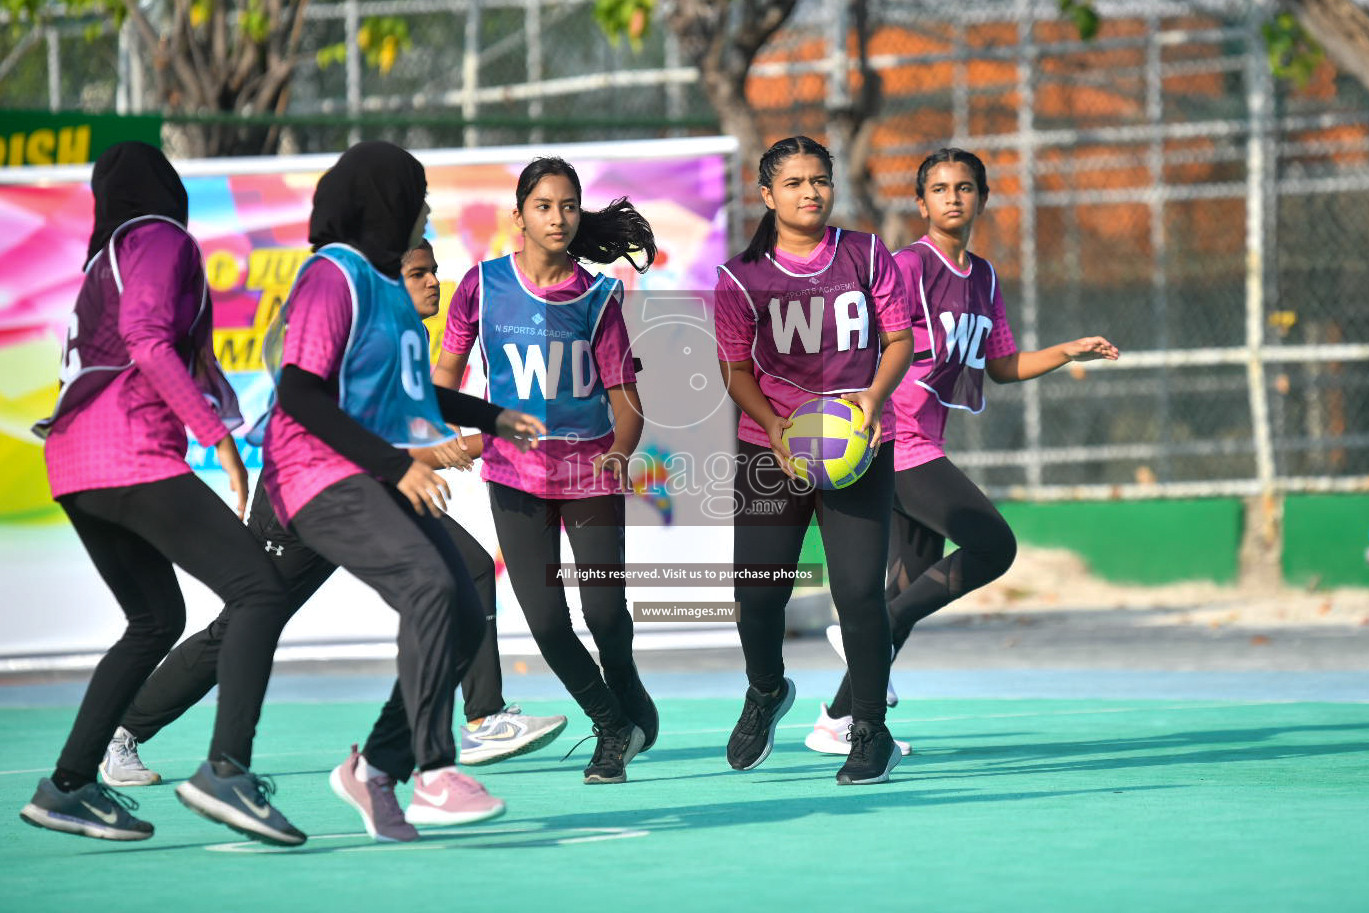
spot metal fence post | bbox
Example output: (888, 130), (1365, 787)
(1146, 12), (1173, 481)
(45, 27), (60, 112)
(526, 0), (543, 144)
(1017, 1), (1043, 486)
(827, 0), (853, 221)
(345, 0), (362, 146)
(463, 0), (482, 148)
(1242, 0), (1282, 582)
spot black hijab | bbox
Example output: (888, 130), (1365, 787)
(86, 141), (189, 267)
(308, 141), (427, 279)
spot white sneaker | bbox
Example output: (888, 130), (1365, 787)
(803, 703), (911, 757)
(459, 705), (568, 766)
(825, 624), (899, 707)
(100, 727), (161, 787)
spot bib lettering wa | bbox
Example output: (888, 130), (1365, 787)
(908, 238), (997, 413)
(250, 243), (452, 447)
(478, 255), (617, 441)
(719, 229), (880, 395)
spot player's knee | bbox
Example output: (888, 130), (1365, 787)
(985, 523), (1017, 580)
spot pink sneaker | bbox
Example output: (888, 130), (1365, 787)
(406, 766), (506, 826)
(328, 744), (419, 842)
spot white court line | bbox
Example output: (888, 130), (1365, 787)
(205, 824), (650, 853)
(0, 700), (1307, 778)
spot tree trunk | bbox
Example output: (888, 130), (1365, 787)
(1290, 0), (1369, 93)
(121, 0), (310, 157)
(666, 0), (800, 178)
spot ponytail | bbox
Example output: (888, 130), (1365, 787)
(515, 156), (656, 274)
(739, 135), (834, 263)
(740, 209), (779, 264)
(572, 196), (657, 274)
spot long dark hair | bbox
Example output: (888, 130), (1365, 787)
(741, 136), (834, 263)
(515, 157), (656, 274)
(915, 147), (990, 200)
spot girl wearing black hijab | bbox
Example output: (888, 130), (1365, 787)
(20, 142), (293, 842)
(175, 142), (545, 846)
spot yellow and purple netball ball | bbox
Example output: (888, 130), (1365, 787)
(781, 397), (875, 490)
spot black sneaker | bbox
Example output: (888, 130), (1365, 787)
(606, 662), (659, 751)
(836, 720), (900, 785)
(175, 760), (306, 846)
(726, 677), (796, 771)
(19, 778), (153, 841)
(583, 721), (646, 785)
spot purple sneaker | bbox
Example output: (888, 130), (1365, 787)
(328, 744), (418, 842)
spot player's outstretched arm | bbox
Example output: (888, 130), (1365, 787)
(987, 336), (1119, 384)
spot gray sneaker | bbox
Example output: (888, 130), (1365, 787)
(175, 760), (306, 847)
(20, 778), (153, 841)
(460, 705), (569, 766)
(328, 744), (417, 842)
(100, 727), (161, 787)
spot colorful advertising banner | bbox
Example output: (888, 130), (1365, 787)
(0, 137), (742, 660)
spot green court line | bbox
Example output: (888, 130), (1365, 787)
(3, 698), (1367, 913)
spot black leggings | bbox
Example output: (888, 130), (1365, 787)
(488, 482), (634, 728)
(828, 456), (1016, 718)
(54, 473), (289, 781)
(121, 484), (505, 750)
(733, 440), (894, 724)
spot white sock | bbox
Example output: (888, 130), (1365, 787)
(355, 755), (386, 783)
(418, 765), (457, 786)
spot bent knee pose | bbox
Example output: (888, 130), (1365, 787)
(176, 142), (544, 846)
(715, 136), (914, 786)
(19, 143), (291, 843)
(433, 157), (658, 785)
(102, 244), (565, 814)
(809, 147), (1120, 753)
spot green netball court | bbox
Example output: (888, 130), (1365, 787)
(2, 684), (1367, 913)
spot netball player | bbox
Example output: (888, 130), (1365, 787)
(19, 143), (293, 841)
(715, 136), (913, 785)
(98, 242), (563, 842)
(432, 157), (658, 785)
(174, 142), (542, 845)
(806, 147), (1119, 754)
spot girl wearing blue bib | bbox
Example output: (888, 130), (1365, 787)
(434, 157), (658, 785)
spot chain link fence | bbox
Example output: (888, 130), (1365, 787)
(757, 0), (1369, 501)
(4, 0), (1366, 503)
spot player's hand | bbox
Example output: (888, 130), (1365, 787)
(424, 436), (476, 471)
(396, 460), (451, 517)
(763, 413), (796, 479)
(215, 435), (249, 520)
(841, 390), (883, 442)
(1061, 336), (1120, 362)
(495, 410), (545, 452)
(592, 450), (631, 488)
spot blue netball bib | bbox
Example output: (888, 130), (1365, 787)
(477, 255), (616, 441)
(250, 243), (453, 448)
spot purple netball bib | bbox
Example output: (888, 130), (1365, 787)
(907, 237), (997, 413)
(718, 229), (880, 395)
(32, 216), (240, 439)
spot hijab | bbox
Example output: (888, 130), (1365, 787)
(86, 141), (189, 267)
(308, 141), (427, 279)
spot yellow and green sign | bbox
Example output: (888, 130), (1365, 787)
(0, 110), (162, 168)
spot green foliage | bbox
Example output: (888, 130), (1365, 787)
(593, 0), (653, 52)
(2, 0), (112, 38)
(1059, 0), (1100, 41)
(1262, 11), (1324, 87)
(316, 16), (412, 75)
